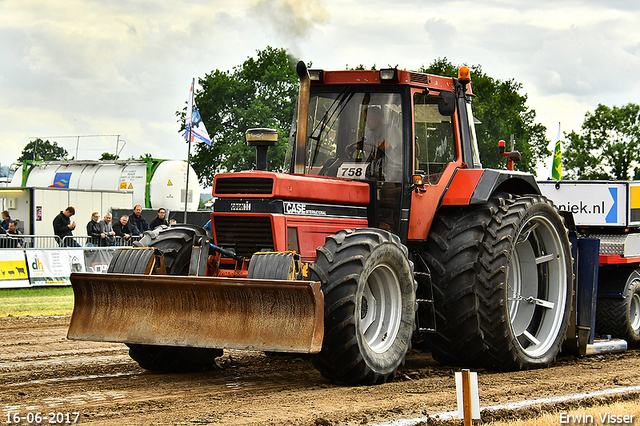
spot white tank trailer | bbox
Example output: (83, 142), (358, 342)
(11, 159), (201, 211)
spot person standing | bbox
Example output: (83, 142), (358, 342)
(129, 204), (149, 237)
(1, 210), (11, 231)
(53, 206), (80, 247)
(98, 213), (116, 246)
(86, 212), (101, 247)
(149, 208), (169, 229)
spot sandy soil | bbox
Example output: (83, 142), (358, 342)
(1, 316), (639, 425)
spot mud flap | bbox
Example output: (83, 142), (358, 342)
(67, 273), (324, 353)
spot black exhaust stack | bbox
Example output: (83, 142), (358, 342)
(246, 128), (278, 171)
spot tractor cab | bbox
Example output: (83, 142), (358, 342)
(285, 67), (477, 238)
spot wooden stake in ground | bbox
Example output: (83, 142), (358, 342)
(456, 369), (480, 425)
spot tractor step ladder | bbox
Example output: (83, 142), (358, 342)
(414, 270), (436, 333)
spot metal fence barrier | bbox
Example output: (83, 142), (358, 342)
(63, 235), (141, 247)
(0, 235), (142, 249)
(1, 235), (60, 249)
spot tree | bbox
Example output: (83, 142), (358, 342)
(127, 153), (153, 161)
(18, 138), (68, 162)
(420, 58), (549, 172)
(563, 103), (640, 180)
(182, 47), (299, 186)
(100, 152), (119, 160)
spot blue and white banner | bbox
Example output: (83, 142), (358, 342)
(185, 81), (211, 145)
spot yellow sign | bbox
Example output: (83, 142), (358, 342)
(0, 260), (29, 281)
(120, 182), (127, 190)
(167, 180), (173, 186)
(128, 183), (133, 189)
(631, 186), (640, 209)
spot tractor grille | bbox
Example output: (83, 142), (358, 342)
(410, 73), (431, 85)
(214, 215), (274, 258)
(215, 177), (274, 195)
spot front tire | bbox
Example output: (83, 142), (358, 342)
(310, 228), (416, 385)
(113, 226), (223, 372)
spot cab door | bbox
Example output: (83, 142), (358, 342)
(407, 90), (463, 241)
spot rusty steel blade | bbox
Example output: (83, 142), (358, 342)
(68, 273), (324, 353)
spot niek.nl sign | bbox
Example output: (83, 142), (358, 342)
(538, 182), (626, 227)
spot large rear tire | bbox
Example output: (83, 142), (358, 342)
(424, 194), (572, 369)
(596, 269), (640, 348)
(112, 226), (223, 372)
(310, 228), (416, 385)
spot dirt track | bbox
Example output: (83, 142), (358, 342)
(1, 316), (639, 425)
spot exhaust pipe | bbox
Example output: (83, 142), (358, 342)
(295, 61), (310, 175)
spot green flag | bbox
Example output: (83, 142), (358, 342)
(551, 123), (562, 180)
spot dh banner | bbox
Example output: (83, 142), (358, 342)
(26, 249), (86, 287)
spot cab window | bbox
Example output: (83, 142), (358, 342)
(413, 92), (455, 184)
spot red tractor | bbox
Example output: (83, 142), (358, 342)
(69, 62), (573, 385)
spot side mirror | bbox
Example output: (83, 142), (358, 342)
(438, 91), (456, 116)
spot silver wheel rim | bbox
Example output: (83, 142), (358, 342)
(630, 289), (640, 332)
(360, 264), (402, 353)
(507, 214), (568, 358)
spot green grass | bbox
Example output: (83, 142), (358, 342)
(0, 286), (74, 317)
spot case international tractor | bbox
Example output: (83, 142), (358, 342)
(68, 62), (582, 385)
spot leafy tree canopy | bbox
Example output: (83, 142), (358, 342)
(563, 103), (640, 180)
(18, 138), (68, 162)
(127, 153), (153, 161)
(419, 58), (549, 172)
(100, 152), (119, 160)
(182, 46), (299, 186)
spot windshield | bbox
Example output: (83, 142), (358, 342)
(300, 89), (403, 182)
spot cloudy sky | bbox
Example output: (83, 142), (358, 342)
(2, 0), (640, 179)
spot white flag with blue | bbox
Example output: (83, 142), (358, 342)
(185, 81), (211, 145)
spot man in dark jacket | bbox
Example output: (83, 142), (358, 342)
(1, 210), (11, 231)
(113, 215), (139, 245)
(5, 220), (23, 248)
(149, 208), (169, 230)
(53, 206), (80, 247)
(129, 204), (149, 237)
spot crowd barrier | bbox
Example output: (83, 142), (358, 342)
(0, 234), (141, 249)
(0, 246), (119, 289)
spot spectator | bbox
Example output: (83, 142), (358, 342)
(86, 212), (101, 247)
(129, 204), (149, 237)
(113, 215), (138, 244)
(98, 213), (116, 246)
(6, 220), (23, 248)
(1, 210), (11, 231)
(53, 206), (80, 247)
(149, 208), (169, 230)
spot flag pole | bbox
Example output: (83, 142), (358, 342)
(184, 78), (194, 224)
(551, 122), (562, 180)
